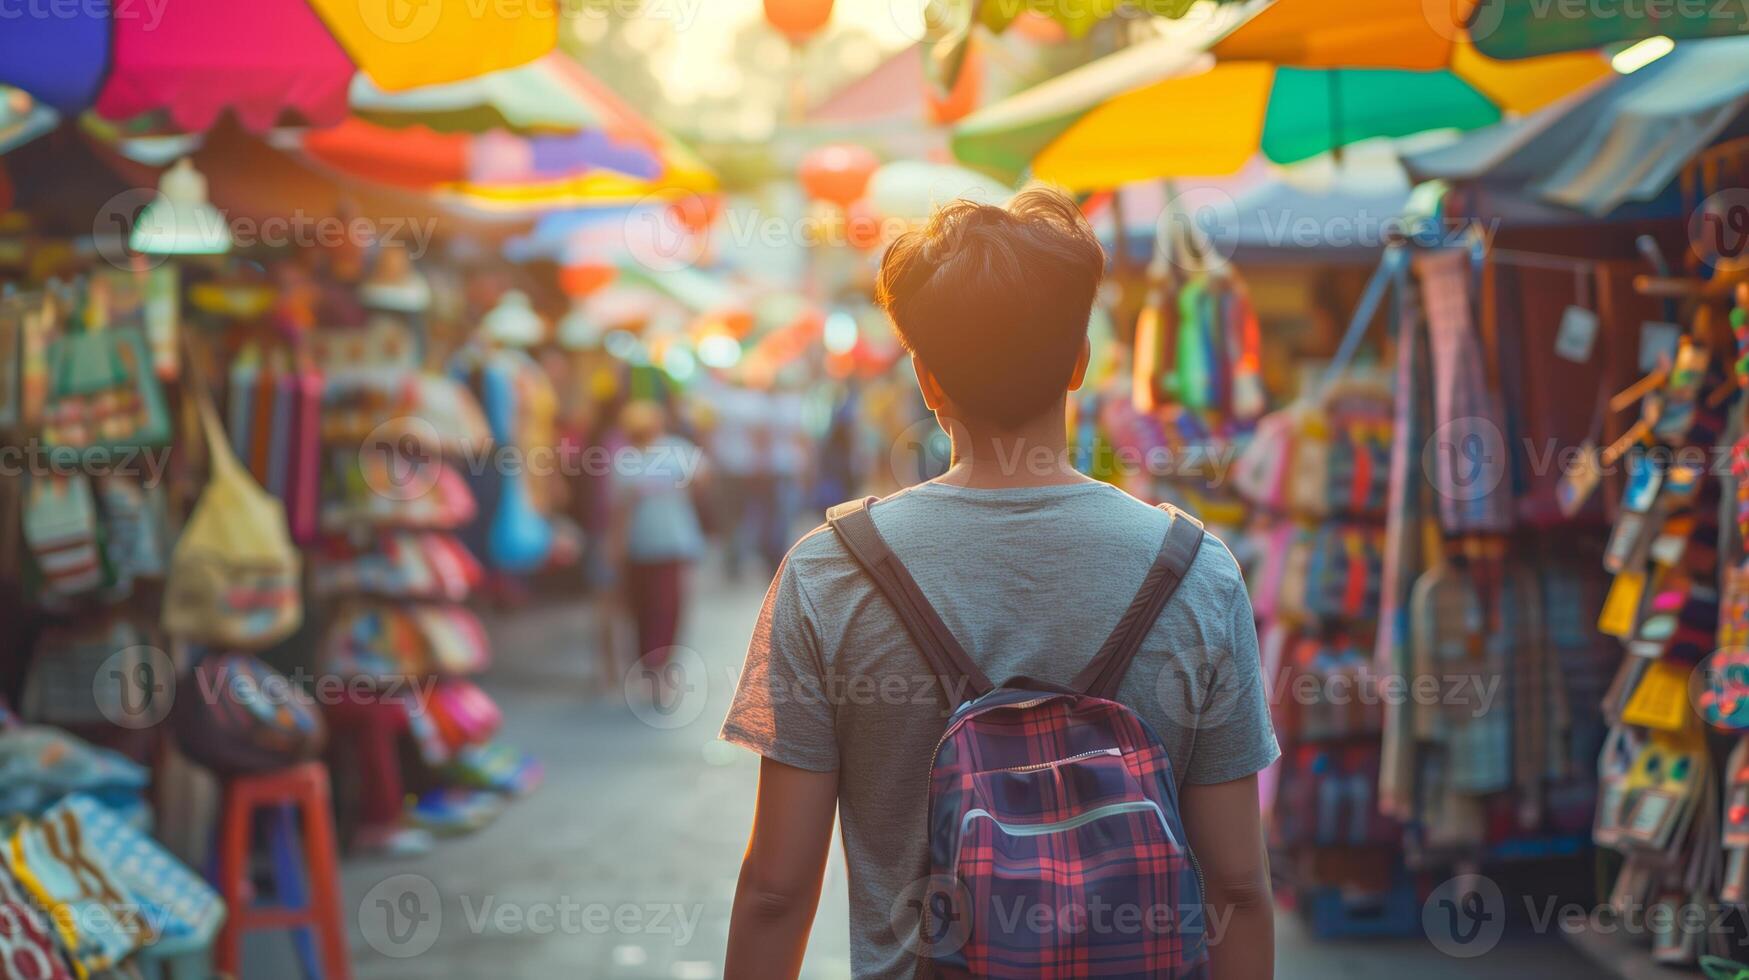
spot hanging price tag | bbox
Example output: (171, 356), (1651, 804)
(1622, 659), (1696, 732)
(1640, 322), (1682, 372)
(1555, 306), (1600, 363)
(1599, 570), (1647, 638)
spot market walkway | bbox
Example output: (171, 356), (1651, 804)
(303, 565), (1597, 979)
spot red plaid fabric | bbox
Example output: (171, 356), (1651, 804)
(919, 688), (1208, 978)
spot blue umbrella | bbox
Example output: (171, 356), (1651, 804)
(0, 0), (111, 114)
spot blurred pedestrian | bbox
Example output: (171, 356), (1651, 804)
(702, 373), (765, 580)
(609, 400), (706, 706)
(761, 376), (810, 576)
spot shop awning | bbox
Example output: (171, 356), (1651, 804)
(0, 0), (556, 131)
(1404, 37), (1749, 216)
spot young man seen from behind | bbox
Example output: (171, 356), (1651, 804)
(721, 187), (1279, 979)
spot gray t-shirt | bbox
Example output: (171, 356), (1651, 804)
(720, 479), (1279, 980)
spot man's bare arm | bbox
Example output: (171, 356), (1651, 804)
(1182, 774), (1274, 980)
(724, 757), (839, 980)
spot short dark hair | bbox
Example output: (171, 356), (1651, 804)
(875, 186), (1105, 429)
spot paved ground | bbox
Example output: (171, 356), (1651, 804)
(255, 565), (1600, 978)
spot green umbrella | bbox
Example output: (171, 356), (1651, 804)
(1469, 0), (1749, 60)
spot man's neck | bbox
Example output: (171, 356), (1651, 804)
(935, 405), (1092, 490)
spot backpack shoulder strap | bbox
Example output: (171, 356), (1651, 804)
(1072, 504), (1206, 700)
(826, 496), (993, 704)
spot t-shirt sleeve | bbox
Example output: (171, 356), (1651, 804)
(719, 559), (840, 772)
(1185, 575), (1282, 785)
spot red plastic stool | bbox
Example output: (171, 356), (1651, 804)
(214, 761), (352, 980)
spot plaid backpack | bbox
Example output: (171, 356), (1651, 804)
(828, 497), (1210, 979)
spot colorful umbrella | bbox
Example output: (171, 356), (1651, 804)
(0, 0), (556, 132)
(1467, 0), (1749, 60)
(0, 5), (109, 114)
(349, 55), (602, 135)
(953, 2), (1610, 188)
(296, 59), (716, 216)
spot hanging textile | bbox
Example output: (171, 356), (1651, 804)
(1415, 249), (1514, 535)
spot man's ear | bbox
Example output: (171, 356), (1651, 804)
(1067, 335), (1092, 392)
(911, 353), (949, 412)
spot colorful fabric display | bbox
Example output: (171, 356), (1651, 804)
(6, 798), (151, 974)
(311, 532), (484, 602)
(0, 854), (73, 980)
(50, 794), (224, 956)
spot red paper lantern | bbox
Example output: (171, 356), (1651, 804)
(926, 37), (984, 125)
(559, 262), (617, 297)
(798, 143), (879, 209)
(668, 194), (721, 235)
(763, 0), (833, 41)
(845, 198), (883, 251)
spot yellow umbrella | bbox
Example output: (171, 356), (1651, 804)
(954, 0), (1611, 189)
(306, 0), (558, 92)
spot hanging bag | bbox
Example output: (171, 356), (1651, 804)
(170, 651), (325, 776)
(41, 312), (170, 457)
(161, 372), (302, 649)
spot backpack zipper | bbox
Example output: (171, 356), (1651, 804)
(927, 694), (1062, 784)
(995, 747), (1120, 774)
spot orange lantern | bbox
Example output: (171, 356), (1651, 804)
(798, 143), (879, 209)
(844, 198), (883, 251)
(559, 262), (617, 297)
(668, 194), (721, 235)
(763, 0), (833, 41)
(926, 36), (983, 125)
